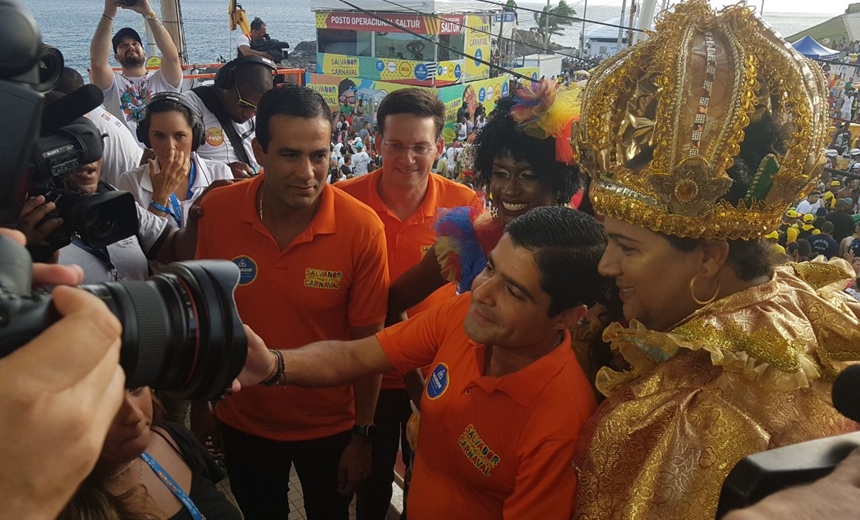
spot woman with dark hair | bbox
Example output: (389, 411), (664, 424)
(573, 3), (860, 519)
(116, 93), (232, 229)
(388, 80), (586, 321)
(57, 388), (241, 520)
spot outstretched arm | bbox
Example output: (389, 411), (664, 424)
(237, 326), (394, 389)
(90, 0), (119, 90)
(129, 0), (182, 86)
(386, 243), (447, 326)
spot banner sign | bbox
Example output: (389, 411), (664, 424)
(306, 73), (511, 142)
(316, 12), (464, 35)
(318, 53), (463, 86)
(463, 14), (490, 81)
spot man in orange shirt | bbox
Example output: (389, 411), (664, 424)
(195, 85), (389, 520)
(237, 207), (606, 519)
(337, 88), (479, 520)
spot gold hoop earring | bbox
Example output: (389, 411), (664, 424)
(689, 274), (720, 306)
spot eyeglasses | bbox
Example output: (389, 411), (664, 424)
(235, 84), (257, 111)
(384, 140), (435, 156)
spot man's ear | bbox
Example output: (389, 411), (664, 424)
(251, 137), (265, 165)
(553, 304), (587, 332)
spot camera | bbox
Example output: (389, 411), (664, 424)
(117, 0), (138, 6)
(0, 236), (247, 399)
(0, 0), (248, 399)
(29, 107), (138, 258)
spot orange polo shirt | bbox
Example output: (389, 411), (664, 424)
(338, 168), (479, 389)
(377, 294), (597, 519)
(196, 176), (389, 441)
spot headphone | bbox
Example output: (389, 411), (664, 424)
(214, 56), (277, 90)
(136, 92), (206, 151)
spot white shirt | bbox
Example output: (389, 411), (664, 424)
(86, 106), (143, 186)
(795, 199), (822, 216)
(184, 90), (260, 172)
(57, 202), (168, 283)
(236, 33), (252, 53)
(115, 153), (233, 228)
(351, 151), (371, 175)
(102, 70), (179, 141)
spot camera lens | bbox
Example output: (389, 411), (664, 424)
(82, 260), (247, 399)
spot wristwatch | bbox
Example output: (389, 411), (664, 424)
(352, 424), (377, 440)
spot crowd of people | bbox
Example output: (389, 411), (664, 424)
(9, 0), (860, 519)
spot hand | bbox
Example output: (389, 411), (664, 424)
(406, 405), (420, 451)
(103, 0), (119, 17)
(124, 0), (155, 17)
(16, 196), (63, 248)
(337, 436), (372, 496)
(235, 325), (277, 389)
(227, 162), (255, 179)
(148, 150), (189, 205)
(0, 230), (124, 520)
(724, 447), (860, 520)
(190, 401), (224, 463)
(186, 179), (234, 226)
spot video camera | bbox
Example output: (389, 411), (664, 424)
(252, 34), (290, 62)
(0, 0), (247, 399)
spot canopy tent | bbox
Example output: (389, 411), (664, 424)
(792, 35), (840, 60)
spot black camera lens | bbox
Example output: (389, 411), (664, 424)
(82, 261), (247, 399)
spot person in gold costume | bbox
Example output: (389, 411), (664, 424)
(572, 2), (860, 518)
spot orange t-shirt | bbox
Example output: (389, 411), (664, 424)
(377, 294), (597, 519)
(338, 168), (479, 389)
(197, 176), (389, 441)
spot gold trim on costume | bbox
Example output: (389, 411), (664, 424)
(577, 1), (828, 240)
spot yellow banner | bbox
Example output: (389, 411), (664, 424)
(463, 14), (490, 81)
(320, 54), (361, 77)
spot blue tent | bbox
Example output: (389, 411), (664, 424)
(792, 35), (840, 60)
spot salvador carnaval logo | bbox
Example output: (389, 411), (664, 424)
(231, 256), (258, 286)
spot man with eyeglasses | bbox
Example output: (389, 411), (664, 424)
(337, 88), (480, 520)
(184, 56), (275, 178)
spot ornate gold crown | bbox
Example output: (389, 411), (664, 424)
(577, 0), (828, 240)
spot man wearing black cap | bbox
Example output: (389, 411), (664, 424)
(90, 0), (182, 140)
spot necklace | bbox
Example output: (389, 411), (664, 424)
(258, 184), (264, 222)
(104, 460), (135, 482)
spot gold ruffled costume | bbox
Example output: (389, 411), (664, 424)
(574, 261), (860, 519)
(572, 1), (860, 518)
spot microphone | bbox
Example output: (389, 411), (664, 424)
(40, 83), (103, 136)
(833, 364), (860, 423)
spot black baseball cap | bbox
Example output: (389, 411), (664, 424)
(112, 28), (142, 54)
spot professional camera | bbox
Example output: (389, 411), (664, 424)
(0, 0), (248, 399)
(29, 101), (138, 258)
(252, 34), (290, 62)
(0, 236), (247, 399)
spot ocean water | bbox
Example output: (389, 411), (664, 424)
(20, 0), (839, 74)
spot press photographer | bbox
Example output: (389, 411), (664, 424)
(236, 16), (289, 63)
(0, 1), (249, 516)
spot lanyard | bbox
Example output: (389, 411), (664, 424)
(71, 237), (119, 281)
(141, 452), (205, 520)
(165, 162), (197, 227)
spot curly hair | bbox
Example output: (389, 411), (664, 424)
(473, 98), (581, 203)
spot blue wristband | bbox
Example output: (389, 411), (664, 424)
(149, 201), (172, 214)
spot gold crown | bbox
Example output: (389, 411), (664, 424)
(577, 0), (828, 240)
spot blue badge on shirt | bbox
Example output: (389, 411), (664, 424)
(231, 255), (258, 286)
(426, 362), (450, 400)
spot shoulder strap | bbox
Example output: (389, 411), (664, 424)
(191, 86), (252, 165)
